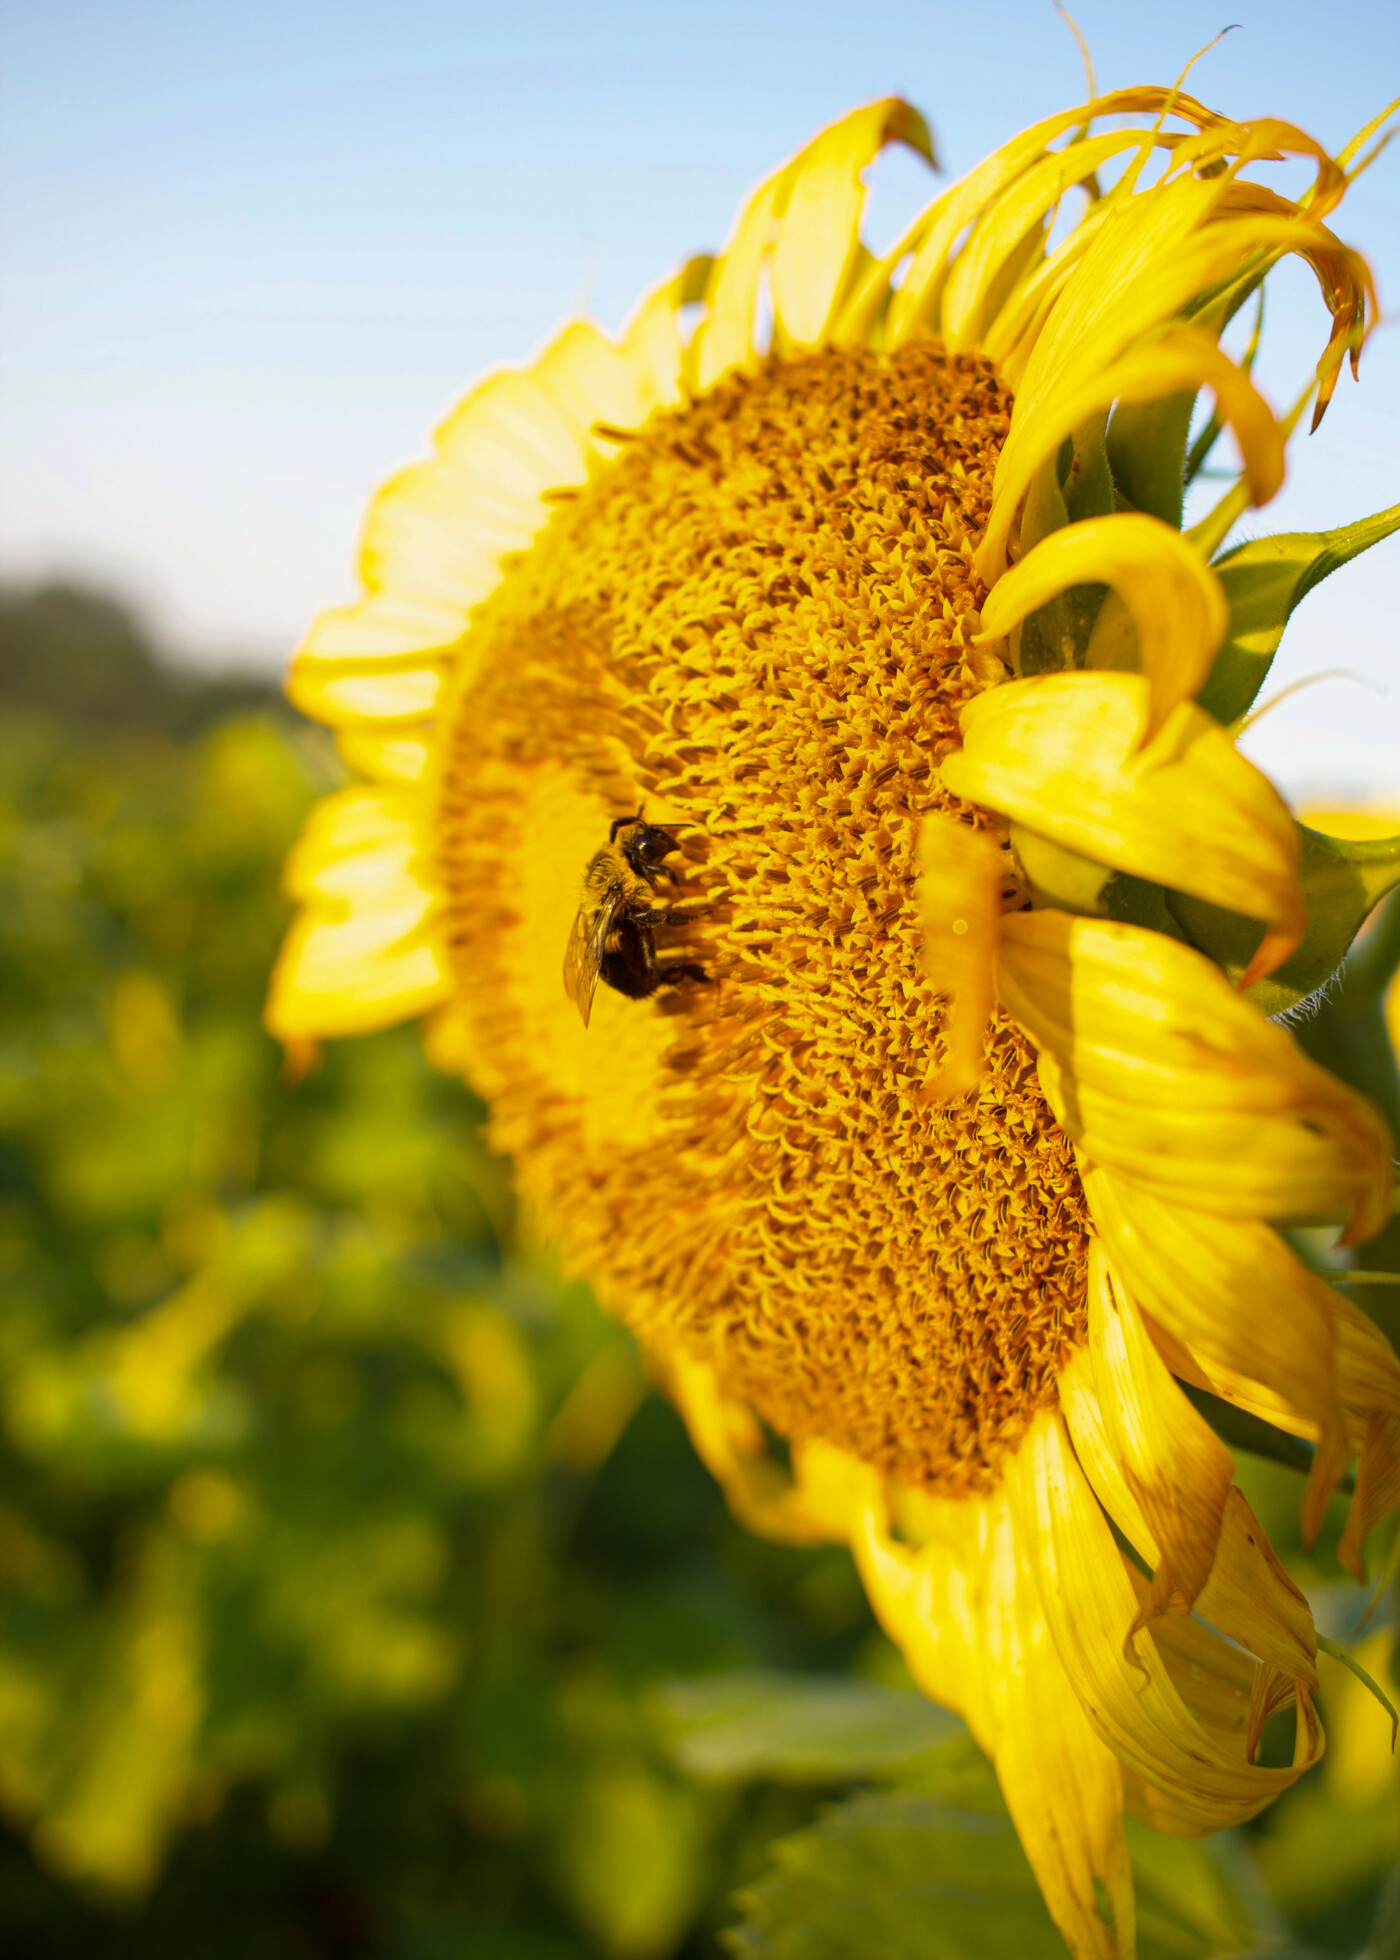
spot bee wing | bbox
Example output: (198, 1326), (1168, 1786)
(562, 886), (622, 1028)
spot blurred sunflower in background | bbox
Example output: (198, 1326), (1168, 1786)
(268, 71), (1400, 1960)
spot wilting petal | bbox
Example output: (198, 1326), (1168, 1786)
(854, 1477), (1133, 1960)
(976, 515), (1228, 739)
(997, 912), (1394, 1239)
(267, 789), (451, 1038)
(943, 675), (1303, 984)
(916, 814), (1004, 1099)
(1008, 1408), (1315, 1826)
(1063, 1354), (1318, 1694)
(1083, 1244), (1233, 1619)
(983, 1492), (1134, 1960)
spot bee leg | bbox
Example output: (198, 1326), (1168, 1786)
(657, 959), (710, 989)
(638, 904), (711, 928)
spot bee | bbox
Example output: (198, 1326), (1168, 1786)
(563, 814), (708, 1027)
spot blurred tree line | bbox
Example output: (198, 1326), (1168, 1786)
(0, 582), (1395, 1960)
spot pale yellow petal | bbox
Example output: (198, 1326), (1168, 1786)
(915, 814), (1003, 1099)
(849, 1482), (996, 1746)
(944, 676), (1303, 985)
(335, 730), (432, 787)
(289, 661), (446, 728)
(996, 912), (1393, 1238)
(1084, 1243), (1233, 1617)
(689, 176), (785, 392)
(266, 789), (451, 1039)
(977, 515), (1228, 740)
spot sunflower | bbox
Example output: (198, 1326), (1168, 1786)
(268, 81), (1400, 1959)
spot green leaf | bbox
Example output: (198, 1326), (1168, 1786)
(1168, 825), (1400, 1019)
(1107, 391), (1196, 528)
(1124, 1824), (1261, 1959)
(657, 1671), (962, 1783)
(1363, 1859), (1400, 1960)
(1010, 420), (1113, 677)
(1196, 502), (1400, 724)
(727, 1749), (1268, 1960)
(724, 1788), (1074, 1960)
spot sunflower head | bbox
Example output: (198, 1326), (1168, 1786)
(270, 82), (1400, 1960)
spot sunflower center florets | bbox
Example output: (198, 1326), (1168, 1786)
(438, 342), (1091, 1493)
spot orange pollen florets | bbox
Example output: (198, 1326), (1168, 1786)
(437, 342), (1091, 1494)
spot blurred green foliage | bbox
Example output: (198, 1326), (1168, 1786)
(0, 584), (1395, 1958)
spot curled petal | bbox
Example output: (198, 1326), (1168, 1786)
(916, 815), (1004, 1099)
(1063, 1354), (1318, 1694)
(887, 85), (1223, 346)
(943, 674), (1304, 986)
(977, 514), (1229, 739)
(996, 911), (1394, 1240)
(1083, 1244), (1234, 1620)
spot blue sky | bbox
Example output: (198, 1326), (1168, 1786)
(2, 0), (1398, 795)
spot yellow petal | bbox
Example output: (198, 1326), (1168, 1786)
(265, 789), (451, 1039)
(850, 1480), (996, 1746)
(1083, 1244), (1234, 1618)
(915, 814), (1004, 1099)
(996, 912), (1393, 1238)
(335, 730), (432, 788)
(289, 661), (446, 729)
(886, 85), (1220, 347)
(939, 129), (1159, 354)
(853, 1476), (1135, 1960)
(771, 99), (933, 349)
(943, 674), (1303, 984)
(690, 99), (931, 390)
(977, 515), (1228, 740)
(981, 1492), (1135, 1960)
(1007, 1408), (1313, 1826)
(1340, 1412), (1400, 1581)
(663, 1353), (842, 1546)
(1079, 1166), (1342, 1460)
